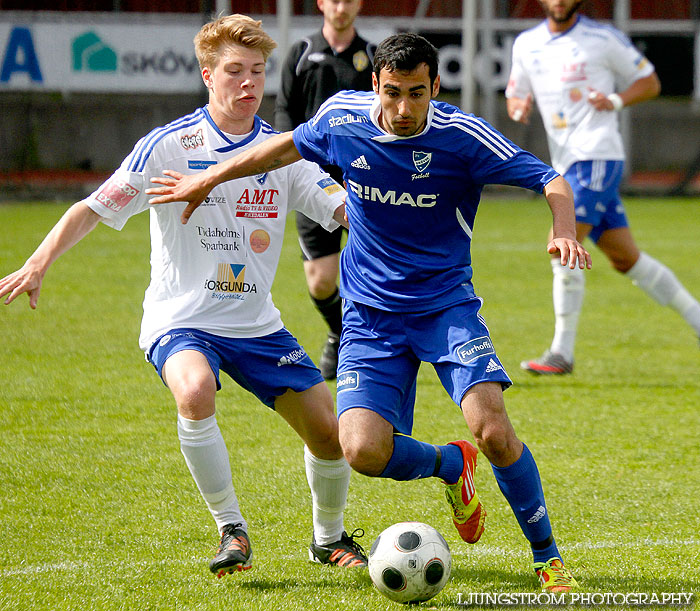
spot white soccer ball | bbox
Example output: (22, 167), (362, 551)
(368, 522), (452, 604)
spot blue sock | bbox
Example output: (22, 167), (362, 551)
(491, 444), (560, 564)
(379, 435), (463, 482)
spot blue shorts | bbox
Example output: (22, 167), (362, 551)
(147, 327), (324, 408)
(564, 160), (629, 243)
(336, 299), (512, 435)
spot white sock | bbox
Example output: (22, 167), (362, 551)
(550, 259), (585, 362)
(627, 252), (700, 335)
(304, 445), (351, 546)
(177, 414), (247, 533)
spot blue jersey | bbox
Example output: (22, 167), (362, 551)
(293, 91), (558, 312)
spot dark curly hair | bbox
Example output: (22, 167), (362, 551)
(373, 33), (439, 86)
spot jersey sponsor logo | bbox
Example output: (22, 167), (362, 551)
(352, 50), (370, 72)
(346, 179), (437, 208)
(561, 62), (587, 83)
(308, 52), (326, 63)
(350, 155), (371, 170)
(188, 159), (217, 170)
(200, 195), (227, 208)
(412, 151), (432, 173)
(328, 113), (368, 128)
(569, 87), (583, 103)
(197, 225), (241, 252)
(277, 348), (308, 367)
(181, 129), (204, 150)
(635, 57), (649, 71)
(337, 370), (359, 392)
(249, 229), (271, 254)
(235, 188), (279, 218)
(552, 111), (567, 129)
(95, 177), (139, 212)
(316, 177), (343, 195)
(205, 263), (257, 300)
(456, 336), (495, 364)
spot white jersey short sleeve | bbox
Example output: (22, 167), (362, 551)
(82, 108), (344, 351)
(506, 15), (655, 174)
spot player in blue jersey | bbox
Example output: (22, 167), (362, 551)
(147, 32), (591, 592)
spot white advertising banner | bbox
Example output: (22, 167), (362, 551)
(0, 19), (394, 95)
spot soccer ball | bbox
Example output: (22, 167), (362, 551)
(368, 522), (452, 604)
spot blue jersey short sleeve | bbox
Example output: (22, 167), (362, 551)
(293, 121), (332, 168)
(293, 92), (559, 313)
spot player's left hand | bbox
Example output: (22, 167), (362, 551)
(547, 237), (592, 269)
(586, 88), (614, 112)
(146, 170), (214, 224)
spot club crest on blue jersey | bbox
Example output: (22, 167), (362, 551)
(337, 370), (359, 392)
(412, 151), (432, 173)
(456, 336), (495, 364)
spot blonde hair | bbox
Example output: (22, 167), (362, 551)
(194, 14), (277, 71)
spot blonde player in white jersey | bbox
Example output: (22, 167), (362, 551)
(507, 0), (700, 374)
(0, 15), (368, 575)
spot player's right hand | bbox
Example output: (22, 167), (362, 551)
(147, 170), (213, 224)
(0, 265), (43, 309)
(509, 94), (533, 124)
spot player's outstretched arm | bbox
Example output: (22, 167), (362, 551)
(0, 202), (102, 309)
(147, 131), (303, 224)
(543, 176), (592, 270)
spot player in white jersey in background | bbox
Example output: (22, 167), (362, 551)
(147, 32), (592, 592)
(0, 15), (368, 576)
(507, 0), (700, 375)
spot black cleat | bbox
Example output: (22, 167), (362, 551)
(309, 529), (368, 568)
(209, 523), (252, 578)
(319, 332), (340, 380)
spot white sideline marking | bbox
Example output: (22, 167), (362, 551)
(1, 557), (203, 577)
(3, 539), (699, 576)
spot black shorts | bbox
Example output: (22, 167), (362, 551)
(296, 163), (346, 261)
(296, 211), (346, 260)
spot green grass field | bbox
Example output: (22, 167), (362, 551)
(1, 197), (699, 610)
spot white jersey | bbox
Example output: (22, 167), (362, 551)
(82, 107), (344, 351)
(506, 15), (655, 174)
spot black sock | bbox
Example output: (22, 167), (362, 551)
(311, 288), (342, 337)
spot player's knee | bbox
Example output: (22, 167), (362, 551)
(305, 416), (342, 457)
(611, 254), (636, 274)
(473, 422), (516, 465)
(308, 275), (337, 299)
(172, 376), (216, 418)
(340, 436), (388, 477)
